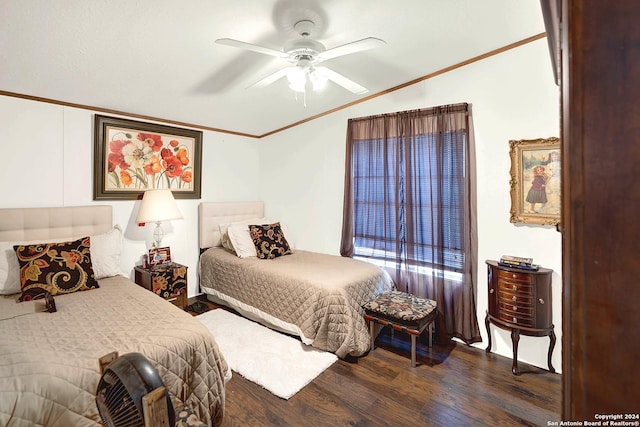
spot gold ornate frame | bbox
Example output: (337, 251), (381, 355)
(509, 137), (561, 226)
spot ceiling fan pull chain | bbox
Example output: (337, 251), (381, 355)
(292, 88), (308, 107)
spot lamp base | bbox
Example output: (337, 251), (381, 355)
(153, 222), (164, 248)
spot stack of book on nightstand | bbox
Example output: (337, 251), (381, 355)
(498, 255), (540, 271)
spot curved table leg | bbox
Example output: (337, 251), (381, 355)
(548, 329), (556, 373)
(485, 312), (492, 352)
(511, 328), (520, 375)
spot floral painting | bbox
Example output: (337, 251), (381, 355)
(509, 137), (560, 226)
(94, 115), (202, 200)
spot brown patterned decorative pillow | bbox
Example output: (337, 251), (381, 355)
(14, 237), (99, 301)
(249, 223), (292, 259)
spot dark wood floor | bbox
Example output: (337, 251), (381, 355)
(187, 297), (561, 427)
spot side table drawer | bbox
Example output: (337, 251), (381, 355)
(498, 311), (535, 327)
(498, 290), (533, 306)
(497, 269), (534, 284)
(498, 301), (534, 316)
(497, 280), (533, 295)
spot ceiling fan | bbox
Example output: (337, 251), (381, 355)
(216, 20), (385, 95)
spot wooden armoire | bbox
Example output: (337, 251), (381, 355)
(542, 0), (640, 419)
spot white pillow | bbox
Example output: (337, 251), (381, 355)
(219, 226), (234, 250)
(90, 225), (123, 279)
(0, 241), (21, 295)
(219, 217), (269, 251)
(227, 224), (259, 258)
(0, 226), (123, 294)
(228, 221), (296, 258)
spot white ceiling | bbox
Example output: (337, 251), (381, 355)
(0, 0), (546, 137)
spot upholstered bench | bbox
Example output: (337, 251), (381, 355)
(363, 291), (437, 367)
(174, 404), (207, 427)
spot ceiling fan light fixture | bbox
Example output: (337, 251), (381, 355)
(288, 81), (306, 93)
(286, 67), (307, 93)
(309, 68), (328, 91)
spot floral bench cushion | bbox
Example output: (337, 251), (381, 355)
(363, 291), (437, 324)
(175, 404), (207, 427)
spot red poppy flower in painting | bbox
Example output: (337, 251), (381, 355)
(109, 139), (128, 156)
(160, 147), (173, 160)
(138, 133), (163, 152)
(108, 139), (131, 172)
(181, 170), (192, 183)
(162, 153), (184, 178)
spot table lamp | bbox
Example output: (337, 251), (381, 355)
(136, 189), (183, 247)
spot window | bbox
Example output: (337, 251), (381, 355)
(351, 132), (466, 272)
(340, 103), (481, 343)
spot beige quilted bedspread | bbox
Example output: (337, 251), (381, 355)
(0, 276), (229, 427)
(199, 248), (394, 358)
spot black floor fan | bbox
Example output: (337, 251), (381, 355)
(96, 352), (175, 427)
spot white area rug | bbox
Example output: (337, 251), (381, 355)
(196, 309), (338, 399)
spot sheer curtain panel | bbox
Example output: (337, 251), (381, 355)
(341, 103), (481, 344)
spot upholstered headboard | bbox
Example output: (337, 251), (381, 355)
(0, 205), (113, 242)
(198, 201), (264, 250)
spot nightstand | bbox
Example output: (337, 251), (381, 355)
(134, 262), (188, 310)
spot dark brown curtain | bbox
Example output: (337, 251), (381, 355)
(341, 103), (481, 344)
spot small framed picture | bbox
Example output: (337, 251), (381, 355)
(149, 246), (172, 266)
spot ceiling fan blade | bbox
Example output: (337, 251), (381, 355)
(316, 66), (369, 94)
(247, 66), (292, 89)
(317, 37), (385, 61)
(216, 38), (289, 58)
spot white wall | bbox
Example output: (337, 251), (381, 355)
(0, 95), (261, 296)
(258, 39), (562, 372)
